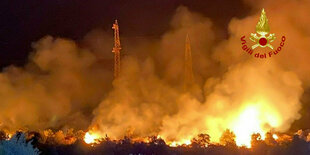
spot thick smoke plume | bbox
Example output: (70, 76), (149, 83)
(0, 37), (113, 131)
(0, 0), (310, 148)
(90, 2), (306, 145)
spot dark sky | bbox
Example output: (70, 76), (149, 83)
(0, 0), (250, 68)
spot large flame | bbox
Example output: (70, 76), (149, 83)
(84, 132), (101, 144)
(84, 98), (286, 148)
(229, 101), (281, 147)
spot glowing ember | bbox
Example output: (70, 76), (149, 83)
(7, 133), (12, 139)
(84, 132), (101, 144)
(272, 134), (278, 140)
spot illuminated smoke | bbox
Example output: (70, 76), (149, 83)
(0, 36), (113, 131)
(89, 4), (305, 147)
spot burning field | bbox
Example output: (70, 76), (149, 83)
(1, 0), (310, 154)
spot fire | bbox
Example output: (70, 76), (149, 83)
(230, 105), (264, 147)
(84, 132), (101, 144)
(84, 100), (283, 148)
(272, 134), (278, 140)
(168, 139), (192, 147)
(83, 130), (193, 147)
(7, 133), (12, 139)
(229, 102), (281, 148)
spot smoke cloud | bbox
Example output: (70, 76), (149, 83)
(0, 36), (112, 131)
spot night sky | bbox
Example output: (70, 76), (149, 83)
(0, 0), (250, 68)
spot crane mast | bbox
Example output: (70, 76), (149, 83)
(112, 20), (121, 79)
(184, 34), (194, 90)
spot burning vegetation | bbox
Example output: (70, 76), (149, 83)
(1, 0), (310, 154)
(1, 129), (310, 154)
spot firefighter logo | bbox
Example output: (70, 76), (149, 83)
(240, 8), (286, 59)
(250, 9), (276, 49)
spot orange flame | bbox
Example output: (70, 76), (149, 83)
(84, 132), (101, 144)
(229, 102), (281, 148)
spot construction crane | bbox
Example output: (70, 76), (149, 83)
(112, 20), (121, 79)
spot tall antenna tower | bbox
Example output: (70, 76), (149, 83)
(112, 20), (121, 78)
(184, 34), (194, 90)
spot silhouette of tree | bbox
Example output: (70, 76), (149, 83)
(191, 133), (210, 148)
(265, 132), (277, 146)
(219, 129), (236, 147)
(0, 131), (6, 140)
(0, 133), (40, 154)
(251, 133), (263, 147)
